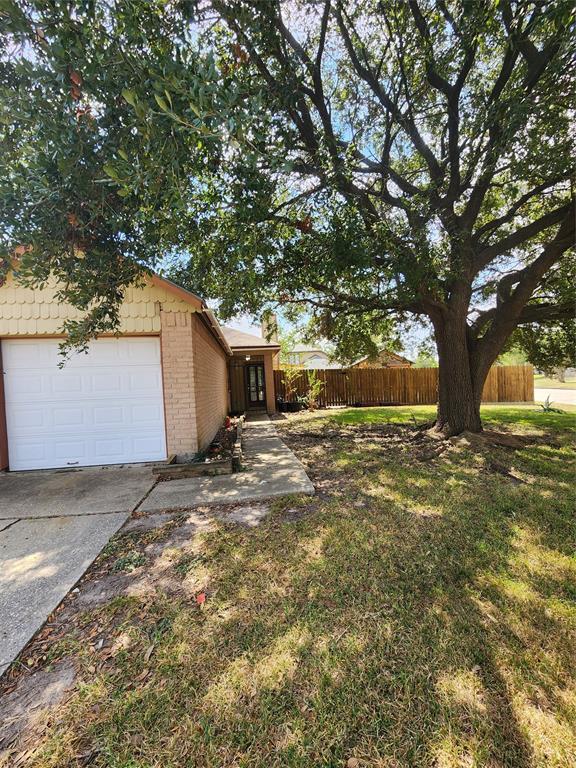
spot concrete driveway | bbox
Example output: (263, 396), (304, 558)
(0, 465), (156, 677)
(534, 388), (576, 406)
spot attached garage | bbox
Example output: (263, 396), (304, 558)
(3, 338), (167, 471)
(0, 271), (233, 471)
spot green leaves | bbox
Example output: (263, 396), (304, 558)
(1, 0), (573, 369)
(102, 163), (121, 181)
(122, 89), (138, 107)
(153, 93), (170, 112)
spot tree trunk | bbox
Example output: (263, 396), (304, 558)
(432, 313), (484, 436)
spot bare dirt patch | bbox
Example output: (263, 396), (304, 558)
(278, 419), (553, 491)
(0, 660), (76, 763)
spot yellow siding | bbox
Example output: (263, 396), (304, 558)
(0, 273), (196, 336)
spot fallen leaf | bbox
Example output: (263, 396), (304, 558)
(347, 759), (359, 768)
(144, 644), (155, 662)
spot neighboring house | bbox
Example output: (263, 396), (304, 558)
(282, 344), (342, 369)
(349, 349), (413, 369)
(0, 271), (279, 471)
(282, 342), (412, 370)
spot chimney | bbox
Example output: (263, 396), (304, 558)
(261, 312), (279, 342)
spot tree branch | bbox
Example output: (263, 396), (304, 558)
(476, 203), (572, 267)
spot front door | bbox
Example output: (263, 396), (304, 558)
(246, 364), (266, 408)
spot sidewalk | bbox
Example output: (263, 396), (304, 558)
(139, 413), (314, 512)
(534, 388), (576, 405)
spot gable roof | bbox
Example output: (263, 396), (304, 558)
(0, 267), (233, 355)
(149, 275), (232, 355)
(221, 326), (281, 351)
(288, 343), (329, 354)
(350, 348), (413, 367)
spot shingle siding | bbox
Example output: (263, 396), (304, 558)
(0, 273), (192, 336)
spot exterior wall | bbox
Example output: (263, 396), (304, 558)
(263, 350), (276, 413)
(160, 311), (198, 457)
(0, 272), (231, 462)
(0, 272), (197, 336)
(192, 315), (229, 451)
(284, 350), (331, 367)
(229, 354), (250, 413)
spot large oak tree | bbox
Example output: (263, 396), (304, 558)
(1, 0), (574, 434)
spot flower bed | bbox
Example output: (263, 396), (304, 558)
(153, 416), (243, 480)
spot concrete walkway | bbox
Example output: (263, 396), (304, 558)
(140, 414), (314, 512)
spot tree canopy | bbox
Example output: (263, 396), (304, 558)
(1, 0), (574, 431)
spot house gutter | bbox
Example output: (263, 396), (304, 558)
(201, 307), (233, 356)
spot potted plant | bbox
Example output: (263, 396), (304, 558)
(281, 367), (303, 411)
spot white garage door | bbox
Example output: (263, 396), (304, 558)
(3, 338), (167, 470)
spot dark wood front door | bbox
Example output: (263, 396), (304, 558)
(246, 364), (266, 408)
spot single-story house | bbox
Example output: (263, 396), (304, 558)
(349, 349), (412, 369)
(0, 272), (279, 471)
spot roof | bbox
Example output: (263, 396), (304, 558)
(221, 326), (281, 351)
(350, 348), (413, 367)
(288, 343), (329, 354)
(150, 275), (232, 355)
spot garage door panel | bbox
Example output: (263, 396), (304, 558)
(8, 398), (165, 434)
(3, 339), (167, 470)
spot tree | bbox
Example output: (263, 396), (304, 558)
(514, 322), (575, 379)
(1, 0), (574, 433)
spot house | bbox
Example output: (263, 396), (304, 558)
(282, 341), (412, 370)
(0, 272), (279, 471)
(282, 343), (341, 369)
(349, 349), (413, 369)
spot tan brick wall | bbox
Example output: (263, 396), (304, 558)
(263, 351), (276, 414)
(192, 315), (229, 450)
(160, 310), (198, 456)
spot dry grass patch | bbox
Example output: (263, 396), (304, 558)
(1, 405), (574, 768)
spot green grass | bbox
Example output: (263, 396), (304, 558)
(6, 406), (575, 768)
(329, 403), (576, 431)
(534, 375), (576, 390)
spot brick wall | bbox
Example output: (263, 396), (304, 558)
(192, 315), (229, 450)
(160, 310), (198, 456)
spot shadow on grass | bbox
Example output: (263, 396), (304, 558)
(18, 421), (576, 768)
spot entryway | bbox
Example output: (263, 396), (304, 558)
(246, 363), (266, 408)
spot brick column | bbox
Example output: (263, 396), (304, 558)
(160, 311), (198, 457)
(263, 350), (276, 414)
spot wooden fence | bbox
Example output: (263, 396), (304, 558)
(273, 365), (534, 407)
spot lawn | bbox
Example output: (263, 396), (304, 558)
(534, 375), (576, 390)
(1, 405), (575, 768)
